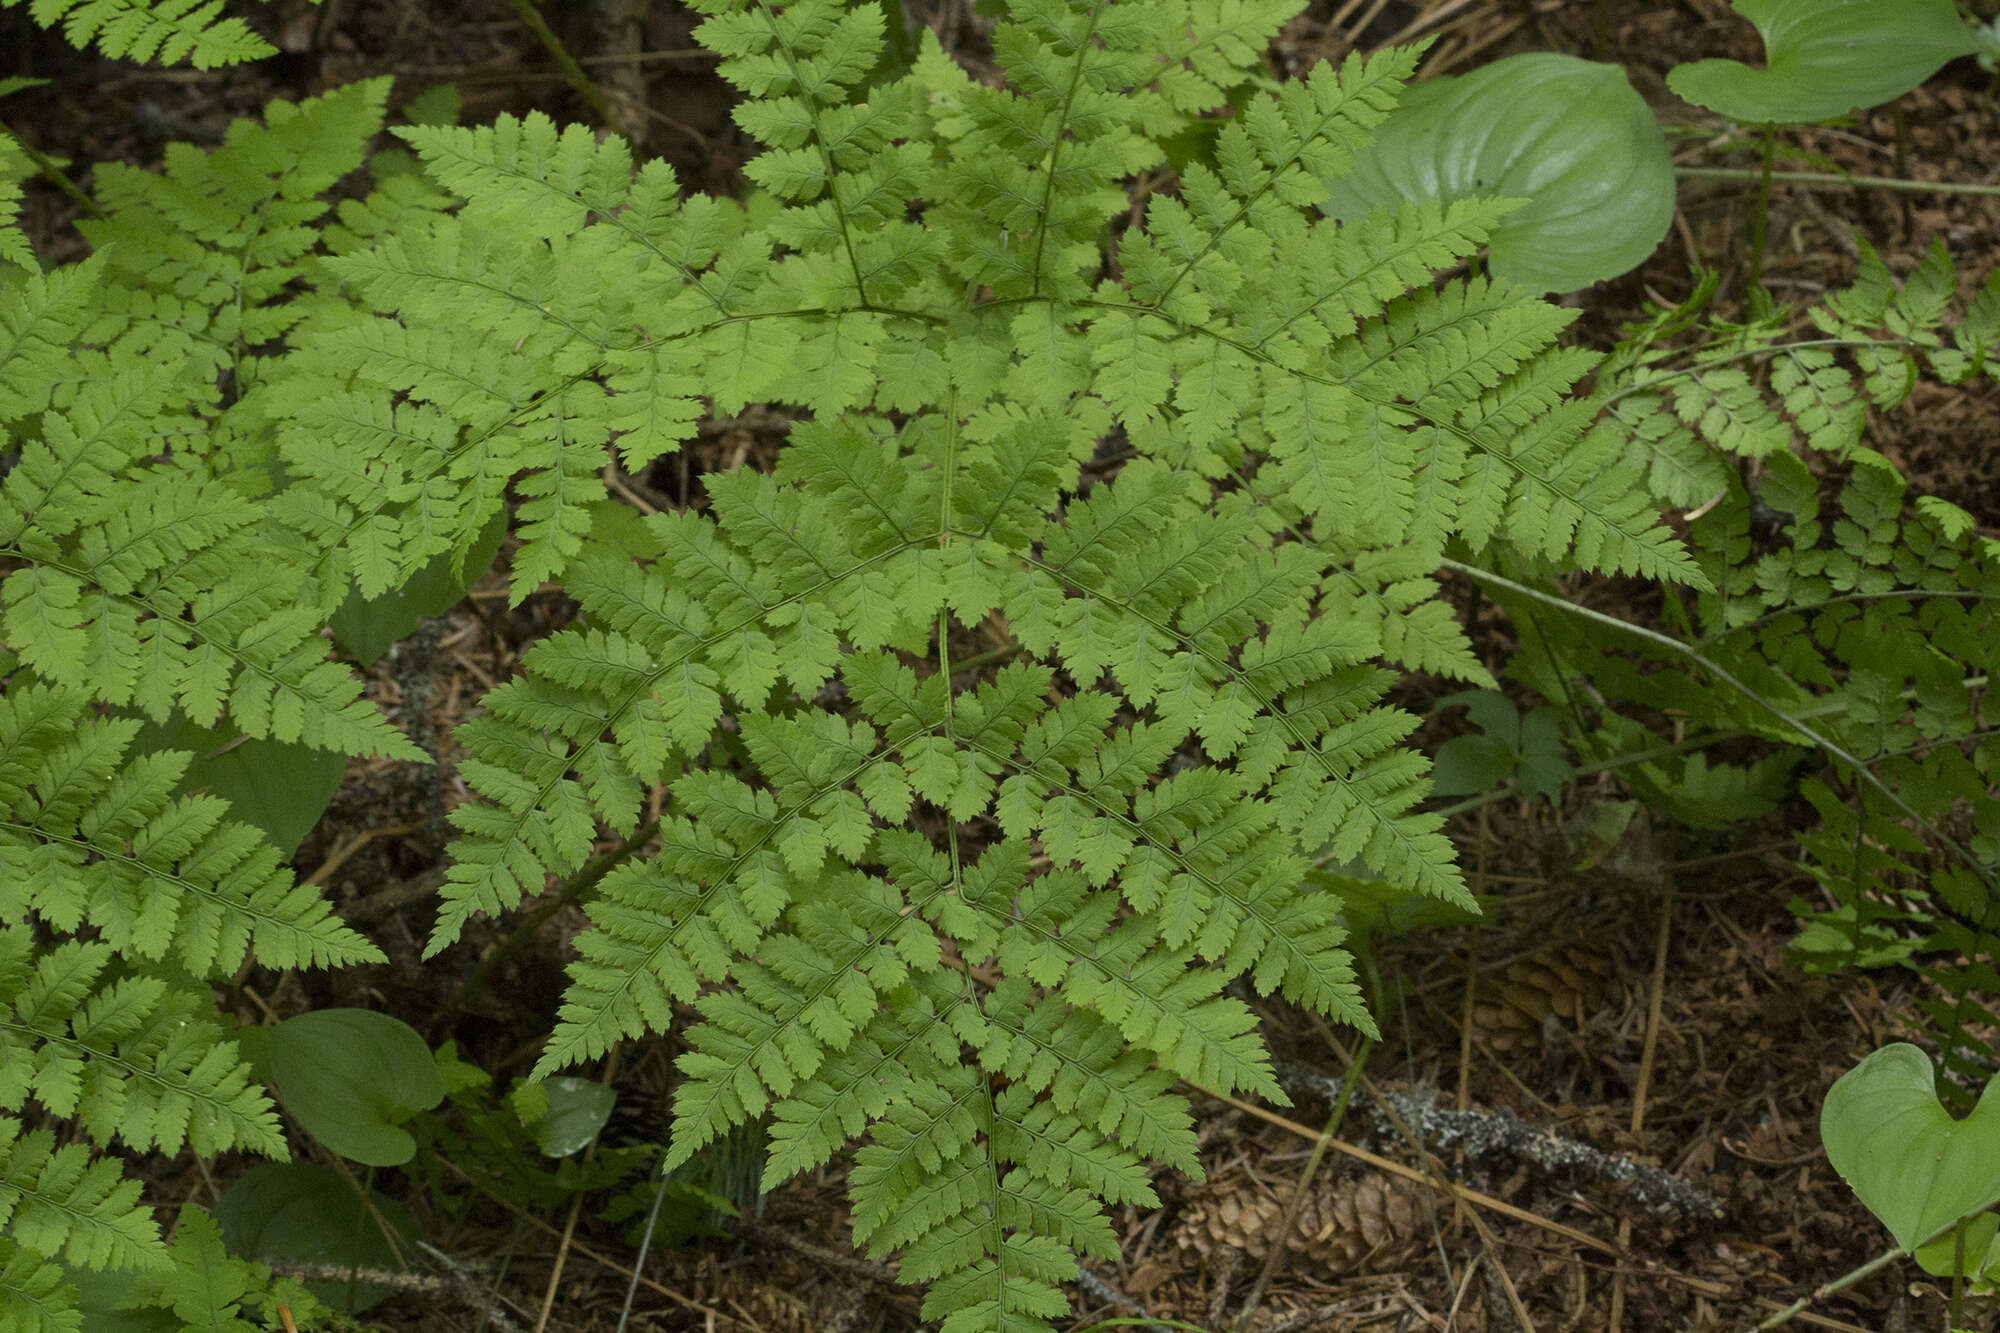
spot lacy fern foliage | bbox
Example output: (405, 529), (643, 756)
(1536, 244), (2000, 1093)
(307, 0), (1702, 1323)
(0, 79), (421, 1332)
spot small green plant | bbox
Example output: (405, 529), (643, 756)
(1666, 0), (1978, 126)
(1667, 0), (1979, 288)
(1823, 1044), (2000, 1311)
(1428, 687), (1570, 805)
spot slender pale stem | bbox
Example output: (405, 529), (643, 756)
(1676, 167), (2000, 199)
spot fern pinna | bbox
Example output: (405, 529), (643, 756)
(272, 0), (1706, 1323)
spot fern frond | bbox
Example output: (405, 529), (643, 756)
(298, 2), (1709, 1326)
(0, 1117), (166, 1273)
(0, 932), (285, 1157)
(4, 0), (274, 69)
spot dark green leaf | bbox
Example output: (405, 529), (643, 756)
(328, 507), (505, 666)
(126, 712), (343, 858)
(214, 1165), (417, 1314)
(527, 1076), (617, 1158)
(268, 1009), (445, 1166)
(1667, 0), (1977, 124)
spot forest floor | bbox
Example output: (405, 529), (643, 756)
(12, 0), (2000, 1329)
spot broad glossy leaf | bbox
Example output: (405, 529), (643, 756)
(525, 1075), (617, 1157)
(267, 1009), (445, 1166)
(1323, 53), (1673, 294)
(1821, 1044), (2000, 1255)
(1667, 0), (1977, 124)
(127, 711), (343, 858)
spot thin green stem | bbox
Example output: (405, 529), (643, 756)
(1746, 124), (1777, 294)
(3, 126), (101, 220)
(503, 0), (636, 142)
(1751, 1191), (2000, 1329)
(1235, 1037), (1372, 1325)
(1443, 559), (1990, 885)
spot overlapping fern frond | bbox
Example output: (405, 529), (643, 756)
(0, 79), (427, 1332)
(0, 687), (377, 1326)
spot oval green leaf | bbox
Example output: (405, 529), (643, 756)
(529, 1076), (617, 1158)
(126, 711), (343, 858)
(267, 1009), (445, 1166)
(1821, 1043), (2000, 1252)
(1667, 0), (1977, 124)
(214, 1164), (417, 1313)
(1323, 53), (1673, 294)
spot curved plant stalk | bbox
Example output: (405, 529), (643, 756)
(1442, 559), (1995, 899)
(1751, 1193), (2000, 1330)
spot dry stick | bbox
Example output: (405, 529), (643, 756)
(1198, 1086), (1620, 1256)
(1323, 1024), (1539, 1333)
(1609, 873), (1676, 1333)
(1444, 1251), (1485, 1328)
(532, 1044), (622, 1333)
(1454, 807), (1490, 1235)
(1233, 1039), (1372, 1325)
(304, 822), (423, 887)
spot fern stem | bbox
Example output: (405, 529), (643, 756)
(1442, 559), (1992, 888)
(502, 0), (637, 143)
(1676, 166), (2000, 199)
(947, 638), (1024, 678)
(1745, 124), (1776, 294)
(1597, 338), (1917, 411)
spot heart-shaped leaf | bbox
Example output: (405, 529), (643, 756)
(1667, 0), (1978, 124)
(267, 1009), (445, 1166)
(214, 1165), (417, 1313)
(126, 712), (344, 858)
(1323, 53), (1673, 294)
(1821, 1043), (2000, 1254)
